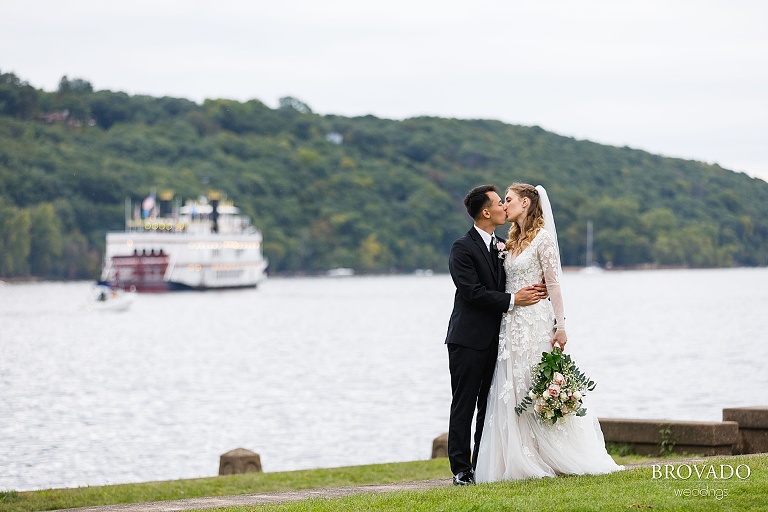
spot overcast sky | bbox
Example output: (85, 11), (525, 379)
(2, 0), (767, 182)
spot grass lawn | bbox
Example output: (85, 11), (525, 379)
(1, 454), (765, 512)
(218, 455), (767, 512)
(0, 459), (450, 512)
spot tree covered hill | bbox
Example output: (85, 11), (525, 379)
(1, 71), (767, 279)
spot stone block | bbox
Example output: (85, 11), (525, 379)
(219, 448), (262, 475)
(599, 418), (739, 456)
(432, 433), (448, 459)
(723, 406), (768, 454)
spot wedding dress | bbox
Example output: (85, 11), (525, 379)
(475, 228), (622, 483)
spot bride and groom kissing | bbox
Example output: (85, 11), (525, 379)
(445, 183), (621, 485)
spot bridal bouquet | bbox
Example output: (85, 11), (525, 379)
(514, 346), (596, 424)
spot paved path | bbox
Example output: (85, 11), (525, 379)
(55, 479), (454, 512)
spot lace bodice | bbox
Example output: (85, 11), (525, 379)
(504, 229), (565, 332)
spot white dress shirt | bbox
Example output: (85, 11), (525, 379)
(474, 225), (494, 251)
(474, 225), (513, 312)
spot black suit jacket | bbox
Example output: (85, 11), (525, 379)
(445, 228), (511, 350)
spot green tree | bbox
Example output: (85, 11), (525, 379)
(28, 203), (63, 276)
(0, 200), (31, 276)
(651, 233), (686, 265)
(0, 71), (39, 119)
(89, 90), (131, 128)
(679, 226), (718, 267)
(52, 76), (92, 122)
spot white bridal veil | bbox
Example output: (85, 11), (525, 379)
(535, 185), (562, 277)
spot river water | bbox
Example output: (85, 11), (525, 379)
(1, 268), (766, 491)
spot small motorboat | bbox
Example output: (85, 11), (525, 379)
(87, 284), (137, 312)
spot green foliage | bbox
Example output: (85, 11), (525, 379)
(514, 346), (596, 423)
(1, 71), (768, 280)
(606, 443), (637, 457)
(659, 426), (678, 456)
(0, 198), (31, 276)
(0, 72), (38, 119)
(28, 203), (62, 275)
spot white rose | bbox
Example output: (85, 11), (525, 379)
(573, 391), (582, 400)
(560, 392), (567, 400)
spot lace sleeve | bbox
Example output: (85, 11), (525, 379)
(537, 230), (566, 332)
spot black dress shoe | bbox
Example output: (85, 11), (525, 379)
(453, 470), (475, 486)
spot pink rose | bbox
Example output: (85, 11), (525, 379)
(496, 242), (506, 252)
(547, 384), (560, 397)
(553, 372), (565, 386)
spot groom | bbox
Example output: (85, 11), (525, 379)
(445, 184), (546, 485)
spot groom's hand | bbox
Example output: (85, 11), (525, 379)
(513, 285), (543, 306)
(533, 282), (548, 299)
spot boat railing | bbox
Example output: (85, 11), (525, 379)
(125, 215), (257, 235)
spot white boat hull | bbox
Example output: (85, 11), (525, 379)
(102, 232), (268, 292)
(87, 288), (137, 312)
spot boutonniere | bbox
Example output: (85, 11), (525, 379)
(496, 241), (508, 259)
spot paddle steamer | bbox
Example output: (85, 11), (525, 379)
(100, 191), (267, 292)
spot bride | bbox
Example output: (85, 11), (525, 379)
(475, 183), (622, 483)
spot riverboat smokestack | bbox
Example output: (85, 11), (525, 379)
(209, 191), (220, 233)
(159, 190), (174, 217)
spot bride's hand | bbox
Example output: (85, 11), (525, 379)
(551, 330), (567, 350)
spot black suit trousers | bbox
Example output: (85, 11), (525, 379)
(447, 341), (498, 474)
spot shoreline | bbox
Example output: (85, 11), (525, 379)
(3, 264), (767, 286)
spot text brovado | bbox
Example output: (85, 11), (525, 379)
(652, 463), (751, 480)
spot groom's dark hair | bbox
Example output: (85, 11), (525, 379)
(464, 185), (499, 220)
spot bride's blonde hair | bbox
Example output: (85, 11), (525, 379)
(506, 183), (545, 254)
